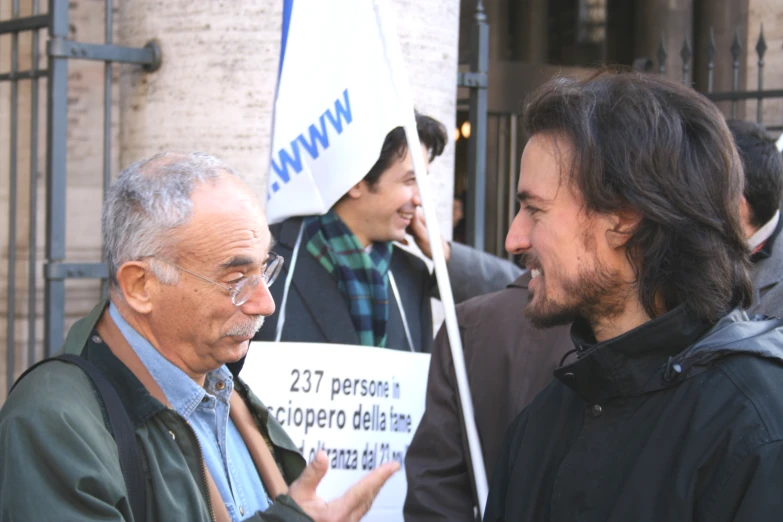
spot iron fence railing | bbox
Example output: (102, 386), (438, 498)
(652, 25), (781, 126)
(1, 0), (160, 392)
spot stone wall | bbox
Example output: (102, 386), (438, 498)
(118, 0), (458, 232)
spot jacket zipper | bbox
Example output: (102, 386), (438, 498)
(183, 421), (217, 522)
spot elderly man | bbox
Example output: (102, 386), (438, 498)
(0, 152), (396, 521)
(485, 72), (783, 521)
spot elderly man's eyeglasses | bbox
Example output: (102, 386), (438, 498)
(149, 252), (284, 306)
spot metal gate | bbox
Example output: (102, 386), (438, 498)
(1, 0), (160, 393)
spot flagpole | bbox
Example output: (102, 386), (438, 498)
(373, 0), (490, 516)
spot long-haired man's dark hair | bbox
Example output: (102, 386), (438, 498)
(523, 69), (752, 323)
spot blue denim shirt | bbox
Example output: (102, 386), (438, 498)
(109, 304), (269, 520)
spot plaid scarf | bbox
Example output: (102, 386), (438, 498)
(303, 210), (394, 347)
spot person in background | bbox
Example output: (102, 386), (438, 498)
(253, 113), (521, 353)
(727, 119), (783, 317)
(452, 191), (467, 244)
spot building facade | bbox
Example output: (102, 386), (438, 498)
(0, 0), (459, 397)
(3, 0), (783, 397)
(456, 0), (783, 257)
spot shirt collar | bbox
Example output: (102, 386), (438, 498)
(748, 210), (781, 252)
(108, 302), (233, 419)
(554, 306), (712, 403)
(751, 209), (783, 263)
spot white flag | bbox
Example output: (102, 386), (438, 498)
(266, 0), (406, 224)
(267, 0), (491, 515)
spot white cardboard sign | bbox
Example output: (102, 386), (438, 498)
(241, 341), (431, 521)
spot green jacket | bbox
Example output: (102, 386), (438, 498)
(0, 300), (311, 522)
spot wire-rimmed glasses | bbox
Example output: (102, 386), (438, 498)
(149, 252), (283, 306)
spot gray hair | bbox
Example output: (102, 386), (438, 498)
(102, 151), (239, 288)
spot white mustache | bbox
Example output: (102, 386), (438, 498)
(226, 316), (265, 337)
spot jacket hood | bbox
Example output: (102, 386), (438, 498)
(664, 308), (783, 382)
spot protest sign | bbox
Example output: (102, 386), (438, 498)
(241, 341), (430, 521)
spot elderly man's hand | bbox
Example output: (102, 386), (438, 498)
(405, 207), (451, 262)
(287, 451), (399, 522)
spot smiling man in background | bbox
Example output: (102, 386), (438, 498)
(254, 112), (521, 353)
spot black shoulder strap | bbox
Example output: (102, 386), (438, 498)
(11, 354), (147, 522)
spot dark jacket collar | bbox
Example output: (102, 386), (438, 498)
(61, 299), (164, 427)
(554, 306), (712, 404)
(274, 215), (306, 249)
(68, 301), (302, 456)
(83, 330), (167, 428)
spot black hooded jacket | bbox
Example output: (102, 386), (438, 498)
(484, 307), (783, 522)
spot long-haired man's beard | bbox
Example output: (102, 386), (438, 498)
(226, 315), (265, 337)
(520, 253), (629, 330)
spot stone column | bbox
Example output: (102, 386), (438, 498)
(392, 0), (459, 236)
(509, 0), (548, 63)
(745, 0), (781, 127)
(482, 0), (509, 62)
(118, 0), (458, 234)
(634, 0), (694, 83)
(693, 0), (749, 118)
(117, 1), (281, 194)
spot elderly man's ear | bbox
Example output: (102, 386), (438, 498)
(115, 262), (157, 314)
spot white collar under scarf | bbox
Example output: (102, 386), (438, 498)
(748, 210), (781, 252)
